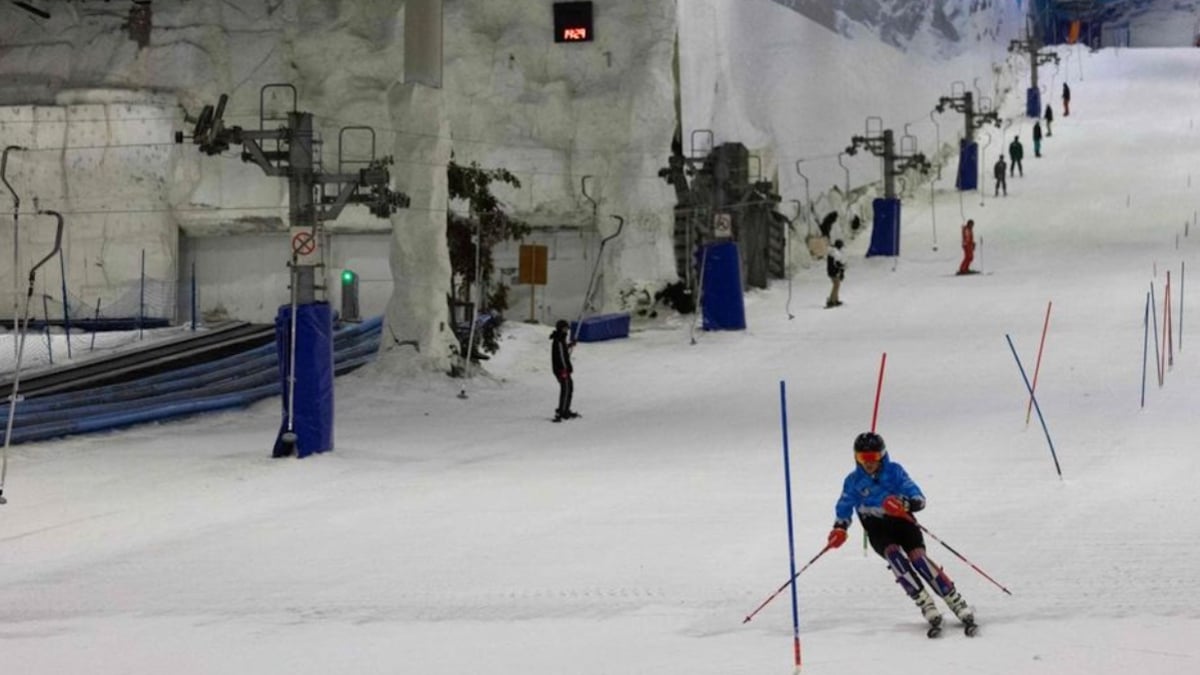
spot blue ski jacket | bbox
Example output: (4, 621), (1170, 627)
(833, 456), (925, 529)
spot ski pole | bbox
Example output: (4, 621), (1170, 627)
(743, 544), (833, 624)
(907, 515), (1012, 596)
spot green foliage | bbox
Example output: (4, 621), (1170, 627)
(446, 157), (531, 358)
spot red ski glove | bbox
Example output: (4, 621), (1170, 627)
(827, 528), (848, 549)
(558, 370), (570, 380)
(882, 495), (909, 518)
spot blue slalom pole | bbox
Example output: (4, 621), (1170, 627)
(1150, 282), (1162, 386)
(1141, 292), (1149, 409)
(1006, 334), (1063, 479)
(778, 381), (802, 671)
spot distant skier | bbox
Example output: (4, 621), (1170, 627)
(550, 319), (578, 422)
(1032, 121), (1043, 158)
(1062, 82), (1071, 117)
(825, 432), (976, 633)
(1044, 104), (1054, 136)
(957, 219), (976, 275)
(825, 239), (846, 308)
(993, 156), (1007, 197)
(1008, 136), (1024, 177)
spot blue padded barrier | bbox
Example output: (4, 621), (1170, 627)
(572, 313), (631, 342)
(867, 198), (901, 257)
(1026, 86), (1041, 118)
(955, 141), (978, 192)
(274, 303), (334, 458)
(700, 241), (746, 331)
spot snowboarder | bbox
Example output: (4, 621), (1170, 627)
(1062, 82), (1071, 117)
(550, 319), (578, 422)
(1044, 104), (1054, 136)
(825, 239), (846, 308)
(993, 156), (1007, 197)
(1032, 121), (1043, 158)
(825, 432), (975, 634)
(1008, 136), (1024, 177)
(957, 219), (976, 275)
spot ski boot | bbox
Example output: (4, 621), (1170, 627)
(944, 590), (978, 636)
(912, 589), (943, 637)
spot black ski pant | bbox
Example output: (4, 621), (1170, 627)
(556, 374), (574, 416)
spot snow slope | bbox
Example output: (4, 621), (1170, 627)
(1, 47), (1200, 674)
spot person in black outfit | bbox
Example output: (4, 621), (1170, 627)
(550, 319), (578, 422)
(1008, 136), (1023, 177)
(825, 239), (846, 308)
(1032, 121), (1043, 158)
(1044, 104), (1053, 136)
(993, 156), (1007, 196)
(1062, 82), (1071, 117)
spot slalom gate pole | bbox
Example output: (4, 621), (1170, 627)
(139, 249), (145, 340)
(1141, 292), (1149, 409)
(1025, 301), (1052, 427)
(866, 352), (887, 555)
(1005, 334), (1063, 479)
(743, 544), (833, 625)
(1165, 272), (1173, 368)
(906, 514), (1013, 596)
(59, 248), (71, 360)
(1150, 282), (1162, 386)
(1180, 262), (1185, 351)
(776, 381), (803, 671)
(870, 352), (887, 432)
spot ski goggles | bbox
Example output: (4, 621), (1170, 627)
(855, 451), (884, 463)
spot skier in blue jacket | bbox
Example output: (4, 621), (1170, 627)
(825, 432), (974, 631)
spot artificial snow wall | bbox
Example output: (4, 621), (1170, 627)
(5, 0), (1191, 373)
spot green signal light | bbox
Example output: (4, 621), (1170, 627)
(341, 269), (357, 285)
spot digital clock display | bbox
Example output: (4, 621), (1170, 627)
(553, 2), (594, 43)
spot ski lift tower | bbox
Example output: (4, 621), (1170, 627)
(1009, 18), (1061, 118)
(845, 118), (930, 257)
(935, 83), (1001, 191)
(177, 84), (409, 458)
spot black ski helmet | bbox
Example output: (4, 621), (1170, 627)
(853, 431), (886, 455)
(555, 319), (570, 331)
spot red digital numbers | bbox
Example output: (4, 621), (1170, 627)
(563, 27), (588, 41)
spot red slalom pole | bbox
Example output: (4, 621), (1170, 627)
(743, 544), (833, 624)
(1161, 271), (1171, 367)
(870, 352), (887, 432)
(906, 514), (1013, 596)
(865, 352), (887, 555)
(1025, 301), (1053, 427)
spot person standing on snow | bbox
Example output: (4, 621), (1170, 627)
(1062, 82), (1071, 117)
(550, 319), (578, 422)
(1008, 136), (1024, 177)
(1044, 104), (1054, 136)
(825, 239), (846, 308)
(957, 219), (976, 275)
(824, 432), (976, 633)
(1032, 121), (1043, 158)
(993, 156), (1007, 197)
